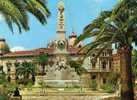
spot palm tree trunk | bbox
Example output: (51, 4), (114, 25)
(119, 46), (134, 100)
(42, 65), (45, 75)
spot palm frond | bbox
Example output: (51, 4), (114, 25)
(0, 0), (50, 33)
(24, 0), (50, 25)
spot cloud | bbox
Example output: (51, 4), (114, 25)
(0, 14), (4, 21)
(10, 46), (26, 52)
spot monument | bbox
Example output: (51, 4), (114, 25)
(36, 0), (81, 88)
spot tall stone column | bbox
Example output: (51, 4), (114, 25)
(10, 63), (16, 83)
(57, 0), (66, 40)
(97, 73), (101, 89)
(107, 59), (109, 71)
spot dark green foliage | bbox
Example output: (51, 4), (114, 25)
(107, 72), (119, 87)
(37, 53), (48, 75)
(100, 73), (119, 93)
(37, 53), (48, 66)
(27, 80), (33, 89)
(16, 62), (35, 84)
(14, 62), (20, 68)
(13, 87), (20, 96)
(90, 80), (97, 90)
(0, 96), (7, 100)
(69, 60), (87, 76)
(75, 0), (137, 57)
(101, 84), (114, 93)
(75, 0), (137, 99)
(0, 73), (7, 84)
(0, 83), (18, 100)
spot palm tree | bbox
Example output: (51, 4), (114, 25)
(132, 49), (137, 80)
(36, 53), (48, 94)
(75, 0), (137, 99)
(16, 62), (35, 84)
(37, 53), (48, 75)
(0, 0), (50, 33)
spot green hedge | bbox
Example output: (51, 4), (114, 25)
(90, 80), (97, 90)
(101, 84), (114, 93)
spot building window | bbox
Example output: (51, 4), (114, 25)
(109, 60), (111, 69)
(7, 76), (11, 82)
(8, 68), (10, 72)
(103, 78), (106, 84)
(104, 52), (106, 56)
(92, 75), (96, 80)
(0, 66), (3, 74)
(92, 54), (95, 57)
(90, 54), (96, 69)
(102, 61), (107, 69)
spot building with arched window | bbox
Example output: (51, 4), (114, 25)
(0, 1), (117, 89)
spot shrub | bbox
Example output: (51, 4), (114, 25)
(72, 84), (80, 88)
(13, 87), (20, 96)
(0, 95), (7, 100)
(0, 73), (7, 84)
(107, 72), (119, 87)
(90, 80), (97, 90)
(27, 80), (33, 89)
(101, 84), (114, 93)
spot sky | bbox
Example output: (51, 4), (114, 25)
(0, 0), (118, 51)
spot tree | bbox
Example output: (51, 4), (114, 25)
(16, 62), (35, 84)
(132, 49), (137, 79)
(75, 0), (137, 99)
(0, 65), (7, 84)
(0, 0), (50, 33)
(69, 60), (86, 76)
(37, 53), (48, 75)
(14, 62), (20, 80)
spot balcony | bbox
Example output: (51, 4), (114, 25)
(87, 68), (111, 73)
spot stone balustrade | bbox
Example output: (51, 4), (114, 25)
(87, 68), (111, 73)
(9, 96), (22, 100)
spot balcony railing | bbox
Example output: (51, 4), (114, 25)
(87, 68), (111, 72)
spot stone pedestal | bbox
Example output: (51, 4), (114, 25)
(9, 96), (22, 100)
(97, 73), (101, 89)
(10, 72), (16, 83)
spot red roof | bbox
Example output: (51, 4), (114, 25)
(2, 47), (84, 57)
(3, 47), (55, 57)
(4, 50), (35, 57)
